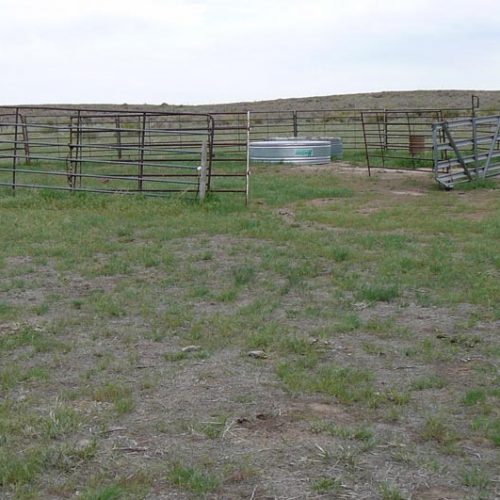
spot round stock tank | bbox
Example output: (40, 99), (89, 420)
(304, 137), (343, 159)
(249, 139), (331, 164)
(330, 137), (343, 159)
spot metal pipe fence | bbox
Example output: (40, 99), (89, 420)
(1, 103), (496, 202)
(0, 107), (249, 200)
(212, 109), (370, 151)
(211, 107), (478, 146)
(212, 107), (485, 171)
(208, 107), (490, 179)
(246, 108), (365, 148)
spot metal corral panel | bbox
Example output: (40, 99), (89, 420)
(249, 139), (331, 164)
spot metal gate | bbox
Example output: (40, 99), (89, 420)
(432, 115), (500, 189)
(360, 110), (444, 174)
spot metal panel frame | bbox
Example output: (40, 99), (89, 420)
(432, 114), (500, 188)
(360, 110), (444, 174)
(0, 106), (250, 201)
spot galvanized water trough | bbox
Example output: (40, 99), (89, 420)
(249, 139), (331, 164)
(305, 137), (343, 159)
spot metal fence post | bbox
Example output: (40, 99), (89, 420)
(472, 117), (479, 175)
(246, 111), (251, 205)
(471, 95), (480, 176)
(198, 140), (208, 201)
(76, 110), (83, 188)
(207, 115), (215, 191)
(12, 107), (20, 194)
(293, 111), (298, 138)
(68, 112), (82, 190)
(471, 94), (480, 118)
(138, 113), (146, 192)
(20, 114), (31, 165)
(383, 108), (388, 150)
(68, 117), (75, 189)
(360, 112), (371, 177)
(482, 117), (500, 179)
(431, 123), (439, 176)
(115, 115), (122, 160)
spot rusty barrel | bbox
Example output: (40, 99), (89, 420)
(409, 134), (426, 154)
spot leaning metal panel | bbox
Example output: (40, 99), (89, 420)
(432, 115), (500, 189)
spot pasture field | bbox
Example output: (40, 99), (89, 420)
(0, 162), (499, 499)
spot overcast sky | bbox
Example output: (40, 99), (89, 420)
(2, 0), (500, 105)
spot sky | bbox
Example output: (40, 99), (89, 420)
(2, 0), (500, 105)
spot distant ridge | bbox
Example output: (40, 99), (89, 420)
(176, 90), (500, 113)
(6, 90), (500, 113)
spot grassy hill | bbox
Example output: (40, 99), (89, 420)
(28, 89), (500, 114)
(178, 89), (500, 113)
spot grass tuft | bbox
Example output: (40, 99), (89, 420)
(461, 466), (490, 489)
(358, 284), (399, 302)
(167, 463), (219, 494)
(92, 383), (135, 415)
(81, 484), (124, 500)
(420, 415), (459, 447)
(379, 481), (407, 500)
(311, 476), (342, 493)
(462, 389), (487, 406)
(277, 361), (374, 403)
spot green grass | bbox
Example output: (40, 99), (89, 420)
(379, 481), (407, 500)
(311, 476), (342, 493)
(0, 365), (49, 390)
(471, 417), (500, 447)
(330, 312), (362, 333)
(92, 383), (135, 415)
(0, 325), (70, 354)
(0, 302), (18, 320)
(277, 361), (375, 403)
(81, 485), (124, 500)
(410, 374), (447, 391)
(0, 446), (45, 487)
(251, 172), (352, 207)
(420, 415), (459, 448)
(0, 161), (498, 498)
(167, 463), (219, 495)
(462, 389), (487, 406)
(42, 405), (80, 439)
(358, 284), (399, 303)
(461, 466), (490, 489)
(193, 415), (227, 439)
(163, 350), (209, 362)
(232, 264), (256, 286)
(459, 178), (499, 190)
(311, 421), (374, 441)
